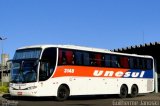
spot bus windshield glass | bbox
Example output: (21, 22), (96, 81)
(11, 60), (38, 83)
(13, 48), (41, 60)
(11, 48), (42, 83)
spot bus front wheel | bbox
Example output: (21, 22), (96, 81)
(56, 85), (70, 101)
(119, 84), (128, 98)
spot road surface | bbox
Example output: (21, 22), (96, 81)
(0, 93), (160, 106)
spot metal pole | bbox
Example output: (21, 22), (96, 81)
(0, 37), (7, 86)
(154, 59), (158, 93)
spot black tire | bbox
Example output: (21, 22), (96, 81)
(130, 85), (138, 98)
(119, 85), (128, 98)
(56, 85), (70, 101)
(9, 96), (18, 100)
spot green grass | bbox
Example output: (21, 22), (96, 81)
(0, 82), (9, 87)
(0, 82), (9, 93)
(0, 86), (8, 93)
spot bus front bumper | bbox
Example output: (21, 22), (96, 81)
(9, 89), (39, 97)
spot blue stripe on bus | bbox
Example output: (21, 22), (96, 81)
(123, 69), (153, 78)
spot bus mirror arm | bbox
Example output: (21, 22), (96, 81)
(7, 59), (13, 63)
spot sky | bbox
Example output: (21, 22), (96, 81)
(0, 0), (160, 59)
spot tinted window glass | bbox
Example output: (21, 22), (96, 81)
(83, 52), (89, 65)
(120, 57), (129, 68)
(95, 54), (102, 66)
(111, 55), (119, 67)
(75, 51), (83, 65)
(39, 48), (57, 81)
(58, 49), (74, 65)
(65, 50), (74, 65)
(142, 59), (147, 70)
(14, 48), (41, 60)
(105, 55), (110, 67)
(129, 57), (134, 69)
(147, 59), (152, 69)
(89, 53), (95, 66)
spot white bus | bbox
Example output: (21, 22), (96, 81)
(9, 45), (155, 101)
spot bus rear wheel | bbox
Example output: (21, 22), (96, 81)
(130, 85), (138, 98)
(119, 85), (128, 98)
(56, 85), (70, 101)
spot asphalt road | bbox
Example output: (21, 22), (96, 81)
(1, 93), (160, 106)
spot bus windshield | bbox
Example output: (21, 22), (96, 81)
(14, 48), (41, 60)
(11, 60), (38, 83)
(11, 48), (41, 83)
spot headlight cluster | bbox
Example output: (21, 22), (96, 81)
(10, 87), (18, 90)
(10, 86), (37, 90)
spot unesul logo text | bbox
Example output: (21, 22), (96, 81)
(93, 70), (145, 78)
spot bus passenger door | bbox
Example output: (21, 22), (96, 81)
(38, 48), (57, 96)
(38, 61), (54, 95)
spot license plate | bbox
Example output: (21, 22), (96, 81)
(17, 92), (22, 95)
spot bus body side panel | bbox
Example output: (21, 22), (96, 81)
(10, 65), (154, 97)
(35, 77), (154, 96)
(47, 65), (154, 96)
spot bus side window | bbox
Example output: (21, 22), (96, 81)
(139, 58), (143, 69)
(39, 62), (46, 81)
(58, 49), (74, 65)
(89, 53), (95, 66)
(105, 55), (110, 67)
(136, 58), (140, 69)
(111, 55), (119, 67)
(95, 54), (102, 67)
(62, 51), (67, 64)
(58, 49), (67, 65)
(133, 58), (138, 68)
(129, 57), (134, 69)
(83, 52), (89, 66)
(147, 59), (152, 69)
(65, 50), (74, 65)
(130, 57), (140, 69)
(120, 57), (129, 68)
(142, 59), (147, 70)
(75, 51), (83, 65)
(58, 49), (63, 65)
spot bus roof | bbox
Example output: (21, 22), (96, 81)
(17, 44), (153, 59)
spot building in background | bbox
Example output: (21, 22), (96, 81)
(0, 53), (10, 82)
(1, 54), (9, 66)
(113, 42), (160, 93)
